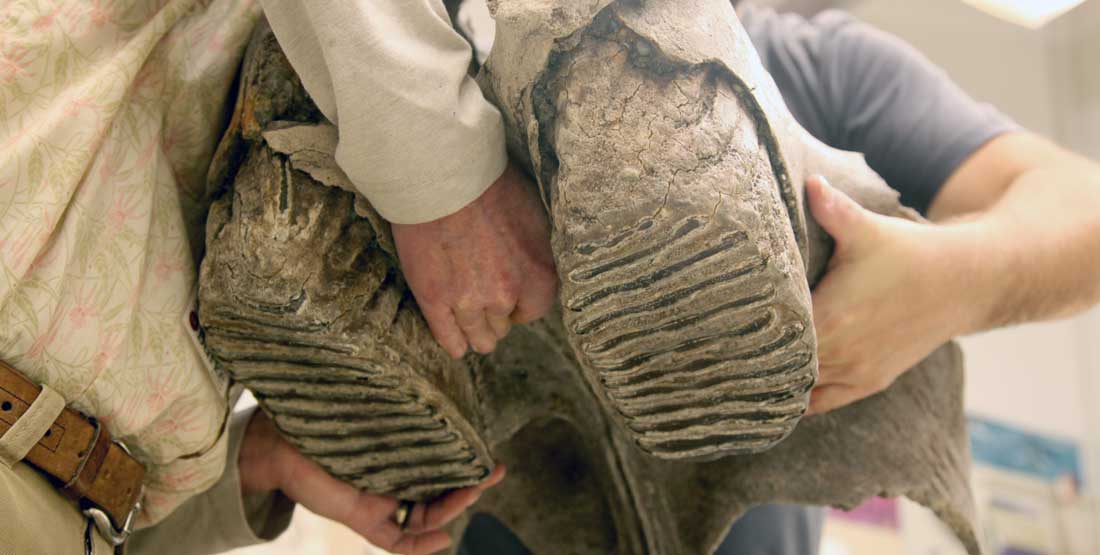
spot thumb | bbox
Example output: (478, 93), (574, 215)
(806, 175), (872, 250)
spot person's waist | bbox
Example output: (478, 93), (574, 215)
(0, 358), (146, 546)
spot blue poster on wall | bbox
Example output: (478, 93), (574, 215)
(968, 415), (1083, 486)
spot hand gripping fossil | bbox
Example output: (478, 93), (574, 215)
(198, 2), (982, 553)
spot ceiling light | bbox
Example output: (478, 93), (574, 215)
(960, 0), (1088, 28)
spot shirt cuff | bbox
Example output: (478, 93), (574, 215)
(350, 133), (509, 224)
(126, 408), (296, 555)
(213, 407), (297, 547)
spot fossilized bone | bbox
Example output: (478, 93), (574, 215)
(198, 2), (981, 553)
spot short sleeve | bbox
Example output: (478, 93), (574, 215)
(742, 7), (1018, 215)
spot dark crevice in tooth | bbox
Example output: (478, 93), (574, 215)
(595, 310), (775, 373)
(728, 323), (805, 361)
(230, 371), (385, 386)
(573, 216), (657, 256)
(621, 377), (814, 418)
(259, 389), (415, 405)
(324, 451), (477, 476)
(759, 381), (814, 404)
(231, 366), (370, 382)
(644, 432), (788, 455)
(303, 437), (469, 461)
(567, 231), (749, 310)
(569, 217), (704, 282)
(629, 406), (804, 434)
(259, 397), (434, 418)
(209, 326), (354, 353)
(573, 255), (766, 335)
(292, 426), (455, 444)
(296, 431), (458, 457)
(610, 351), (813, 399)
(587, 285), (776, 354)
(353, 471), (491, 498)
(606, 323), (805, 383)
(228, 353), (384, 375)
(274, 414), (449, 437)
(251, 373), (397, 388)
(252, 382), (416, 403)
(228, 287), (308, 317)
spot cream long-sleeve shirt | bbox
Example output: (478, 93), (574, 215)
(260, 0), (508, 224)
(0, 0), (498, 548)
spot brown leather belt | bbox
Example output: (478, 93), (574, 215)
(0, 359), (145, 543)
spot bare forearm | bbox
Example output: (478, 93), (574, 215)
(949, 159), (1100, 331)
(808, 133), (1100, 414)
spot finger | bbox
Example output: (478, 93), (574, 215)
(454, 309), (497, 354)
(806, 384), (857, 416)
(276, 450), (401, 539)
(406, 465), (508, 534)
(371, 522), (453, 555)
(388, 530), (453, 555)
(405, 489), (480, 534)
(810, 274), (841, 335)
(809, 260), (852, 370)
(806, 175), (870, 249)
(421, 304), (468, 359)
(510, 283), (557, 324)
(476, 464), (507, 491)
(486, 311), (512, 340)
(811, 310), (845, 381)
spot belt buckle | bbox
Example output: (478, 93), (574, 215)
(83, 497), (140, 547)
(82, 439), (143, 547)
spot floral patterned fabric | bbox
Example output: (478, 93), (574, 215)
(0, 0), (260, 526)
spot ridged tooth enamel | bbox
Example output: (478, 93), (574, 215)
(200, 138), (494, 501)
(544, 20), (817, 461)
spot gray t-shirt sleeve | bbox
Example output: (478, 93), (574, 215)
(741, 7), (1018, 215)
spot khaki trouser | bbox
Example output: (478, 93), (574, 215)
(0, 461), (114, 555)
(0, 408), (293, 555)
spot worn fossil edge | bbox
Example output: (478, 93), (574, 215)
(199, 26), (494, 501)
(535, 15), (820, 459)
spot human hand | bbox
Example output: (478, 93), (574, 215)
(239, 410), (507, 555)
(392, 162), (557, 358)
(805, 176), (984, 415)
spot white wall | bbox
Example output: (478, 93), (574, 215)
(1048, 1), (1100, 159)
(850, 0), (1061, 136)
